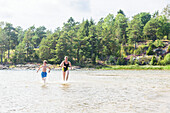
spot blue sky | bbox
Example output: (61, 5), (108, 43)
(0, 0), (169, 30)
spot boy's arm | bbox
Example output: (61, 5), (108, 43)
(37, 66), (42, 73)
(48, 66), (51, 73)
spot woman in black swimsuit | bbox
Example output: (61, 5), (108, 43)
(60, 56), (72, 81)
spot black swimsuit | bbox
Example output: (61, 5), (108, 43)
(63, 62), (69, 72)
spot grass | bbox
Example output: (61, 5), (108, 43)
(98, 65), (170, 70)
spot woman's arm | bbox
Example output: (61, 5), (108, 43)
(60, 61), (65, 67)
(69, 61), (72, 69)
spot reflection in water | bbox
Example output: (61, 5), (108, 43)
(61, 83), (70, 91)
(41, 84), (48, 89)
(0, 70), (170, 113)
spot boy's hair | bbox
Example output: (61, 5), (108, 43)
(43, 60), (47, 63)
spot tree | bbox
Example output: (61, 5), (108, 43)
(22, 29), (34, 61)
(87, 25), (99, 64)
(161, 5), (170, 20)
(156, 15), (170, 39)
(127, 15), (143, 48)
(138, 12), (151, 26)
(102, 14), (114, 29)
(75, 19), (90, 63)
(39, 45), (50, 60)
(0, 28), (8, 64)
(114, 13), (128, 44)
(143, 18), (160, 41)
(117, 9), (125, 16)
(62, 17), (78, 32)
(13, 42), (26, 64)
(4, 23), (18, 59)
(34, 26), (47, 47)
(55, 32), (73, 63)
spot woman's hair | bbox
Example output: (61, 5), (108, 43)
(64, 56), (68, 59)
(43, 60), (47, 63)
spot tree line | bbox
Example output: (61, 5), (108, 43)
(0, 7), (169, 66)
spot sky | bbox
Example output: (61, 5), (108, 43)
(0, 0), (169, 30)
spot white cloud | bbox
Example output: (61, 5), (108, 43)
(0, 0), (168, 30)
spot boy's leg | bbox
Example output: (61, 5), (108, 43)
(66, 70), (69, 81)
(42, 77), (46, 85)
(44, 77), (46, 85)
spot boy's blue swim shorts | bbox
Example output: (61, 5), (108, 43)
(41, 72), (47, 78)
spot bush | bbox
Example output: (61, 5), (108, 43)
(154, 40), (164, 47)
(163, 53), (170, 65)
(108, 55), (115, 65)
(134, 59), (139, 65)
(116, 57), (126, 65)
(129, 56), (134, 65)
(126, 45), (135, 55)
(160, 60), (166, 65)
(137, 56), (152, 65)
(157, 55), (162, 65)
(134, 47), (142, 55)
(167, 46), (170, 52)
(146, 45), (154, 55)
(150, 55), (157, 65)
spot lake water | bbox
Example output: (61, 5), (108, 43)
(0, 70), (170, 113)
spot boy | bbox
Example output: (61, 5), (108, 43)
(37, 60), (51, 85)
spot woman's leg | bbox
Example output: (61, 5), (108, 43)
(66, 70), (69, 81)
(63, 71), (66, 81)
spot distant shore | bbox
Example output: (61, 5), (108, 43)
(98, 65), (170, 70)
(0, 64), (81, 70)
(0, 64), (170, 70)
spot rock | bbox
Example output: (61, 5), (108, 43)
(0, 65), (8, 70)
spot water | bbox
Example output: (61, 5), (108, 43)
(0, 70), (170, 113)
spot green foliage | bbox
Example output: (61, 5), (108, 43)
(146, 45), (154, 55)
(167, 46), (170, 52)
(163, 53), (170, 65)
(157, 55), (162, 65)
(156, 15), (170, 39)
(39, 45), (50, 60)
(116, 57), (126, 65)
(108, 55), (115, 65)
(114, 13), (128, 44)
(126, 45), (135, 55)
(129, 56), (134, 65)
(12, 42), (26, 64)
(134, 58), (139, 65)
(150, 55), (157, 65)
(127, 15), (143, 47)
(143, 18), (161, 41)
(117, 9), (125, 16)
(134, 47), (142, 55)
(0, 8), (169, 66)
(55, 32), (73, 63)
(154, 40), (164, 47)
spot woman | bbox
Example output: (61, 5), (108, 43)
(60, 56), (72, 81)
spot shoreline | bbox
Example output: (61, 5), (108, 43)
(99, 65), (170, 70)
(0, 64), (170, 70)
